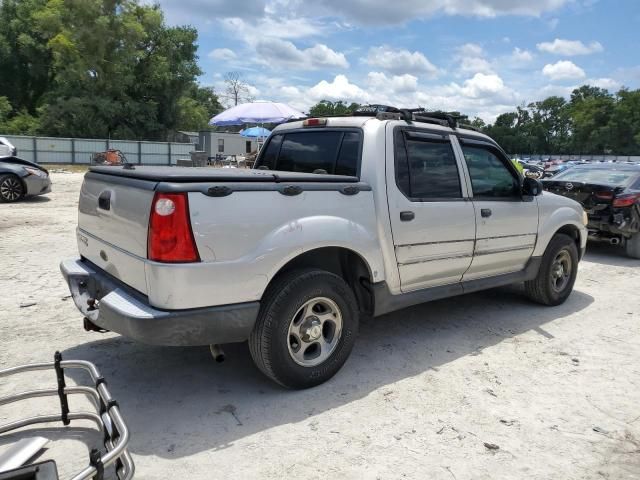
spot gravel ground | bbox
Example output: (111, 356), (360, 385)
(1, 172), (639, 480)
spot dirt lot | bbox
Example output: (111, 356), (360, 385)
(1, 172), (639, 480)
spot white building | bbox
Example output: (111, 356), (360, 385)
(198, 131), (258, 160)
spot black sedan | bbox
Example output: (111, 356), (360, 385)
(543, 164), (640, 259)
(0, 156), (51, 202)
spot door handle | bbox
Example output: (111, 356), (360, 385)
(481, 208), (492, 218)
(400, 211), (415, 221)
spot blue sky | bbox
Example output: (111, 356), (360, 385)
(156, 0), (640, 121)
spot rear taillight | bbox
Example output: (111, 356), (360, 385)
(148, 192), (200, 263)
(613, 193), (640, 208)
(595, 191), (614, 201)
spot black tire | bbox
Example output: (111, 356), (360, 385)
(525, 233), (579, 306)
(0, 174), (24, 203)
(249, 268), (359, 389)
(626, 233), (640, 259)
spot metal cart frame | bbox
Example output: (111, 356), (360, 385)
(0, 353), (134, 479)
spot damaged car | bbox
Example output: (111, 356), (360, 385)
(543, 164), (640, 258)
(0, 157), (51, 202)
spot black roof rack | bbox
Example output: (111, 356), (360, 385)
(296, 104), (477, 131)
(351, 105), (467, 129)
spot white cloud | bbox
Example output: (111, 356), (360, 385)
(306, 44), (350, 69)
(542, 60), (586, 81)
(222, 16), (322, 43)
(254, 38), (348, 70)
(308, 75), (371, 103)
(365, 46), (439, 76)
(454, 43), (493, 75)
(459, 56), (493, 74)
(152, 0), (266, 25)
(304, 0), (570, 25)
(300, 71), (516, 120)
(457, 43), (484, 57)
(536, 84), (576, 98)
(459, 73), (510, 99)
(510, 47), (534, 63)
(208, 48), (237, 61)
(367, 72), (419, 93)
(537, 39), (604, 56)
(587, 77), (621, 90)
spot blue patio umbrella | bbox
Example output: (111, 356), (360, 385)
(240, 127), (272, 138)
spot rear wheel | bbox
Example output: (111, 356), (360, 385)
(525, 233), (579, 306)
(0, 174), (24, 202)
(249, 268), (359, 389)
(625, 233), (640, 259)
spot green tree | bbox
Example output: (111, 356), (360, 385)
(309, 100), (360, 117)
(0, 96), (11, 122)
(568, 86), (615, 153)
(606, 88), (640, 155)
(0, 0), (52, 116)
(0, 0), (219, 140)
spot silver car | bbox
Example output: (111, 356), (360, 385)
(0, 157), (51, 202)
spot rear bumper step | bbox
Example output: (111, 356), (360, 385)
(60, 259), (260, 346)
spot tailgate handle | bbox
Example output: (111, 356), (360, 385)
(98, 191), (111, 211)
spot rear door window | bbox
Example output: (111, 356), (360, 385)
(255, 130), (362, 176)
(395, 130), (462, 200)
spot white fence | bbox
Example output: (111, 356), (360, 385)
(3, 135), (196, 165)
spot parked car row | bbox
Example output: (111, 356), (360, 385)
(516, 156), (639, 180)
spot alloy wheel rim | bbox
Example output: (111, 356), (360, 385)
(287, 296), (343, 367)
(0, 178), (22, 201)
(550, 250), (572, 293)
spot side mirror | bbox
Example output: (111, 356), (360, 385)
(522, 177), (543, 197)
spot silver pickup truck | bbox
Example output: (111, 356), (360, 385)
(61, 111), (587, 389)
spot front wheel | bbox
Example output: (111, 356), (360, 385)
(525, 233), (579, 306)
(0, 174), (24, 202)
(249, 269), (359, 389)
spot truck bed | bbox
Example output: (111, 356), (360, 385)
(77, 165), (377, 310)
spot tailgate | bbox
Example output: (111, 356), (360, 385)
(77, 172), (156, 294)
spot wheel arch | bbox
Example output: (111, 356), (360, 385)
(533, 202), (586, 258)
(552, 224), (582, 256)
(265, 246), (375, 316)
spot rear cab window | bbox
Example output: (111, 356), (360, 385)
(255, 129), (362, 177)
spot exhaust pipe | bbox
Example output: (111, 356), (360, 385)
(610, 237), (621, 245)
(209, 344), (225, 363)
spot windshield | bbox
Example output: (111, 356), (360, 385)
(551, 168), (639, 187)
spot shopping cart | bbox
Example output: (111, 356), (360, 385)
(0, 352), (134, 479)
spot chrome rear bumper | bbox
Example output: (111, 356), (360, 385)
(60, 259), (259, 346)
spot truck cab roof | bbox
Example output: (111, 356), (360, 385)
(274, 115), (497, 144)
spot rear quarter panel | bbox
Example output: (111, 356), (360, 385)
(144, 188), (385, 309)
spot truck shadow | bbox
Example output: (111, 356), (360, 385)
(59, 286), (593, 460)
